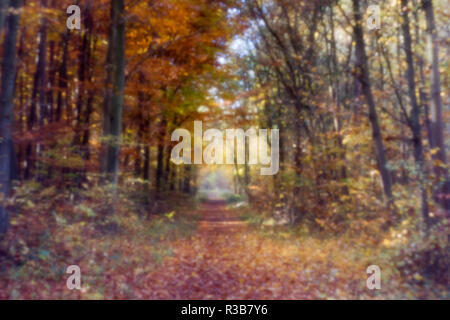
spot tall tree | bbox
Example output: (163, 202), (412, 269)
(352, 0), (393, 200)
(25, 0), (49, 179)
(422, 0), (449, 210)
(400, 0), (429, 226)
(0, 0), (22, 234)
(55, 30), (70, 122)
(102, 0), (126, 185)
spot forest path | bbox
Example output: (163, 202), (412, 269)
(133, 201), (319, 299)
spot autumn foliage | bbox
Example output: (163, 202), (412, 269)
(0, 0), (448, 299)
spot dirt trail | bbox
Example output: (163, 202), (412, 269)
(197, 200), (247, 231)
(133, 201), (327, 299)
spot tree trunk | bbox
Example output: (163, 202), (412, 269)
(38, 0), (47, 128)
(352, 0), (393, 201)
(134, 142), (141, 177)
(25, 0), (48, 180)
(74, 3), (94, 164)
(422, 0), (449, 210)
(412, 2), (433, 150)
(143, 145), (150, 181)
(401, 0), (429, 227)
(0, 0), (21, 234)
(46, 39), (55, 124)
(183, 165), (191, 194)
(55, 30), (70, 122)
(156, 143), (164, 194)
(165, 145), (173, 191)
(80, 34), (96, 160)
(134, 98), (145, 178)
(156, 117), (166, 194)
(102, 0), (126, 185)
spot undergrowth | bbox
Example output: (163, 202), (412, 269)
(0, 180), (199, 299)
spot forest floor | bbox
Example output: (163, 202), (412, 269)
(129, 201), (412, 299)
(1, 198), (446, 299)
